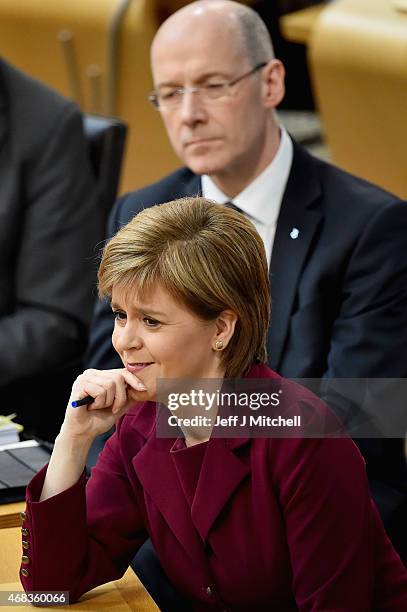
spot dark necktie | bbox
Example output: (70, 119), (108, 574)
(224, 201), (244, 215)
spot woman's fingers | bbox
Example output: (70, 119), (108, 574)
(71, 369), (126, 411)
(70, 381), (108, 409)
(84, 375), (118, 408)
(121, 368), (147, 392)
(83, 367), (146, 392)
(110, 377), (130, 414)
(69, 367), (147, 419)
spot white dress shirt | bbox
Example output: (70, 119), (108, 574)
(201, 127), (293, 267)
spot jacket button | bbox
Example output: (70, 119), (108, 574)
(20, 511), (27, 522)
(22, 541), (30, 550)
(21, 568), (29, 577)
(21, 528), (29, 537)
(21, 556), (30, 565)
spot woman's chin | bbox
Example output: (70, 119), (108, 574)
(128, 378), (157, 403)
(127, 388), (152, 403)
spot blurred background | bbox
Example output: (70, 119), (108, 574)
(0, 0), (406, 197)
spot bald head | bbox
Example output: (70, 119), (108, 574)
(149, 0), (284, 196)
(152, 1), (274, 67)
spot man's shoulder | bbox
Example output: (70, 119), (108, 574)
(0, 58), (80, 152)
(113, 167), (200, 226)
(321, 160), (400, 209)
(1, 58), (75, 116)
(292, 141), (402, 214)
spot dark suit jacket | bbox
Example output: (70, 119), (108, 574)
(21, 365), (407, 610)
(0, 59), (103, 440)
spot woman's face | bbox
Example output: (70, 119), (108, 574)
(111, 284), (226, 401)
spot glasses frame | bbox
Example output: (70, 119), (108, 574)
(148, 62), (268, 111)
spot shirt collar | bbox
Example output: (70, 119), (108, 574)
(201, 126), (293, 226)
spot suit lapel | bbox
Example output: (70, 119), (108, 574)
(132, 417), (250, 552)
(191, 437), (250, 542)
(132, 432), (203, 559)
(268, 141), (323, 371)
(180, 172), (202, 198)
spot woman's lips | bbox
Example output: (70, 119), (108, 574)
(126, 362), (154, 374)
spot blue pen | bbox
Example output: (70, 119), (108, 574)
(71, 395), (94, 408)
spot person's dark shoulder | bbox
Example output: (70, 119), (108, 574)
(113, 166), (200, 227)
(297, 142), (404, 217)
(0, 58), (80, 156)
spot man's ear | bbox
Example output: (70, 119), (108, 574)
(213, 310), (238, 349)
(262, 59), (285, 109)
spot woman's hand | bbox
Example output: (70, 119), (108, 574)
(60, 368), (147, 442)
(39, 368), (147, 502)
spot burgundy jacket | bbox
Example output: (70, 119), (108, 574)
(20, 365), (407, 610)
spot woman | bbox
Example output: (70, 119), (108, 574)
(20, 198), (407, 610)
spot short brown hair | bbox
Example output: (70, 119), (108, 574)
(98, 197), (270, 377)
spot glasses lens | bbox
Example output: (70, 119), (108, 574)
(148, 92), (159, 108)
(202, 83), (229, 101)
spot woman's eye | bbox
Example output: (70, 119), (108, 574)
(112, 310), (126, 322)
(143, 316), (160, 327)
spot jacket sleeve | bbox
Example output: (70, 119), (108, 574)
(269, 432), (407, 611)
(0, 104), (102, 385)
(20, 426), (148, 603)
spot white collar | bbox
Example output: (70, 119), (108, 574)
(201, 126), (293, 226)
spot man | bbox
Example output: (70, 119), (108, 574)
(87, 0), (407, 559)
(0, 58), (103, 442)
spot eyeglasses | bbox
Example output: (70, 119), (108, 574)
(148, 62), (267, 111)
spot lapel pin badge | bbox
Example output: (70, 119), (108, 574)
(290, 227), (300, 240)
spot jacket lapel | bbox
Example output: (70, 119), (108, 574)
(131, 409), (251, 551)
(191, 437), (250, 542)
(132, 431), (203, 559)
(190, 367), (275, 541)
(268, 141), (323, 372)
(180, 171), (202, 198)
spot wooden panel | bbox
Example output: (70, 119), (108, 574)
(280, 4), (325, 44)
(0, 527), (21, 582)
(0, 0), (178, 193)
(309, 0), (407, 198)
(0, 502), (25, 530)
(0, 572), (158, 610)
